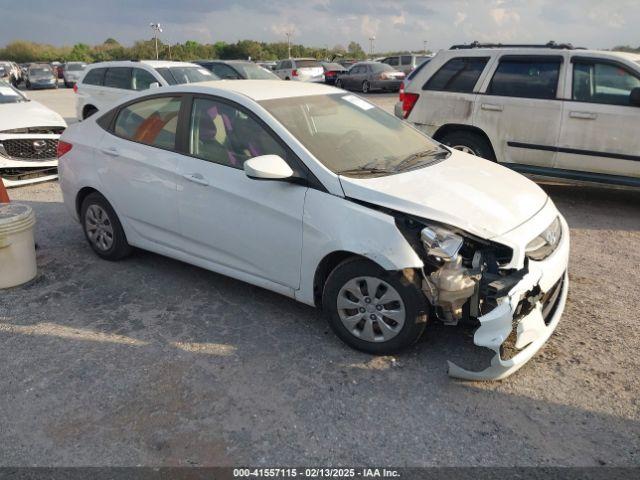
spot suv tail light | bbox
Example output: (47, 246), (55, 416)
(73, 83), (78, 93)
(402, 93), (419, 119)
(57, 140), (73, 158)
(291, 69), (298, 77)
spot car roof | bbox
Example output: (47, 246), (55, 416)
(168, 79), (339, 101)
(86, 60), (200, 69)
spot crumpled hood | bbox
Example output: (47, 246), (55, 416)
(339, 151), (548, 239)
(0, 101), (66, 131)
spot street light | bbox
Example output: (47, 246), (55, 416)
(423, 40), (428, 53)
(369, 35), (376, 57)
(150, 23), (163, 60)
(285, 31), (294, 59)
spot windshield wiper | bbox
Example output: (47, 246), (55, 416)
(337, 166), (395, 176)
(394, 149), (449, 172)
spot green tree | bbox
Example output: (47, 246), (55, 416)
(347, 41), (366, 59)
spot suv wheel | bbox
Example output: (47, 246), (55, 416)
(322, 258), (427, 355)
(440, 131), (495, 161)
(81, 192), (132, 261)
(362, 81), (370, 93)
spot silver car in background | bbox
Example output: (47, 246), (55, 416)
(25, 64), (58, 90)
(380, 53), (433, 75)
(273, 58), (324, 82)
(62, 62), (87, 88)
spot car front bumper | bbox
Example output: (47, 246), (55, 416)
(448, 215), (570, 381)
(0, 134), (60, 187)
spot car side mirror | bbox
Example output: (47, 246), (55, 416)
(149, 82), (160, 89)
(244, 155), (294, 181)
(630, 87), (640, 107)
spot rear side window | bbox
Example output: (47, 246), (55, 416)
(424, 57), (489, 93)
(114, 96), (181, 150)
(401, 56), (412, 66)
(83, 68), (106, 85)
(104, 67), (132, 90)
(132, 68), (158, 91)
(572, 60), (640, 106)
(488, 57), (561, 99)
(385, 57), (399, 66)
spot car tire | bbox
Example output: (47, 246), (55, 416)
(362, 81), (370, 93)
(81, 192), (133, 261)
(83, 106), (98, 120)
(26, 81), (31, 90)
(322, 258), (428, 355)
(335, 79), (343, 89)
(440, 131), (496, 161)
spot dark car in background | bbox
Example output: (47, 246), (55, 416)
(195, 60), (279, 80)
(335, 61), (405, 93)
(25, 64), (58, 90)
(321, 62), (347, 85)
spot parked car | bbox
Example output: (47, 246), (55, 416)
(321, 62), (347, 85)
(195, 60), (279, 80)
(380, 54), (433, 75)
(0, 66), (10, 83)
(75, 60), (217, 120)
(273, 58), (324, 82)
(25, 64), (58, 90)
(61, 62), (87, 88)
(51, 61), (63, 79)
(397, 42), (640, 187)
(58, 80), (569, 380)
(0, 80), (66, 187)
(257, 61), (277, 71)
(0, 61), (19, 86)
(335, 62), (405, 93)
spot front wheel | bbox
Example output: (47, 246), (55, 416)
(362, 80), (370, 93)
(335, 79), (343, 89)
(439, 131), (495, 161)
(322, 258), (427, 355)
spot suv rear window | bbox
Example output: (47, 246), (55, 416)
(423, 57), (488, 93)
(83, 68), (106, 86)
(488, 57), (561, 100)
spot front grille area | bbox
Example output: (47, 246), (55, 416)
(1, 138), (58, 160)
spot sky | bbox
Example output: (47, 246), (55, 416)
(0, 0), (638, 52)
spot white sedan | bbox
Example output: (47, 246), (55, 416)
(58, 80), (569, 380)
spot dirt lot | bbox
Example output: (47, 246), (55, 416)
(1, 88), (639, 467)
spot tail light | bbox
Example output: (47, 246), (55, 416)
(57, 140), (73, 158)
(291, 69), (298, 77)
(326, 71), (335, 77)
(73, 83), (78, 93)
(402, 93), (419, 119)
(399, 82), (405, 102)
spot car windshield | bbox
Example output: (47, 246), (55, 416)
(260, 94), (448, 177)
(0, 82), (27, 103)
(296, 60), (321, 68)
(165, 67), (215, 85)
(234, 63), (278, 80)
(30, 68), (51, 76)
(66, 64), (86, 71)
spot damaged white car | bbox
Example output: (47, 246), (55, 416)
(0, 81), (66, 187)
(58, 81), (569, 380)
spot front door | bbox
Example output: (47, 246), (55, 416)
(176, 96), (307, 289)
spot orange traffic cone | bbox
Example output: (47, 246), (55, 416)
(0, 178), (9, 204)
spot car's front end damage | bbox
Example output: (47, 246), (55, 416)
(393, 197), (569, 380)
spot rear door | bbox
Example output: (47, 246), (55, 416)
(474, 55), (565, 168)
(95, 95), (184, 247)
(78, 67), (107, 111)
(102, 67), (133, 108)
(556, 56), (640, 181)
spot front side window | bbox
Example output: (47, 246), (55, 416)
(209, 64), (241, 79)
(104, 67), (132, 90)
(132, 68), (158, 91)
(488, 58), (561, 99)
(573, 60), (640, 106)
(114, 96), (181, 149)
(167, 67), (215, 84)
(385, 57), (399, 66)
(260, 94), (446, 176)
(424, 57), (489, 93)
(189, 98), (287, 169)
(83, 68), (106, 85)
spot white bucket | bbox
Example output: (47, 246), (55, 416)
(0, 203), (37, 289)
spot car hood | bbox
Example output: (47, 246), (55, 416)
(0, 101), (66, 131)
(338, 151), (548, 239)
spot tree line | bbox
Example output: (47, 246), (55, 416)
(0, 39), (371, 63)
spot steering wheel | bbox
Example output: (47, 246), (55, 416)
(335, 129), (363, 152)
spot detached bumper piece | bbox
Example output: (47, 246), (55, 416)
(448, 270), (568, 381)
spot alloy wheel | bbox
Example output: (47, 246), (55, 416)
(85, 204), (114, 252)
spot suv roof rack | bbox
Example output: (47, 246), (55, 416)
(450, 41), (584, 50)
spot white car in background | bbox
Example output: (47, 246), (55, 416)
(58, 80), (569, 381)
(273, 58), (325, 82)
(0, 81), (66, 187)
(75, 60), (217, 120)
(62, 62), (87, 88)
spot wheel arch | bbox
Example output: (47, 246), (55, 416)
(432, 124), (497, 160)
(313, 251), (370, 308)
(75, 186), (100, 217)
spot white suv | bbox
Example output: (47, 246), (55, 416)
(397, 42), (640, 187)
(75, 60), (216, 120)
(274, 58), (325, 82)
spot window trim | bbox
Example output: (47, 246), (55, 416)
(570, 56), (640, 107)
(485, 55), (564, 100)
(105, 93), (187, 153)
(422, 56), (490, 93)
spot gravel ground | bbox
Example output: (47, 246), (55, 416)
(0, 90), (638, 467)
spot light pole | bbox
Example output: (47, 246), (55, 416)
(369, 36), (376, 57)
(423, 40), (428, 53)
(150, 23), (163, 60)
(285, 31), (293, 59)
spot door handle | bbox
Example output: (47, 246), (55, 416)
(182, 173), (209, 186)
(100, 146), (119, 156)
(570, 111), (597, 120)
(481, 103), (503, 112)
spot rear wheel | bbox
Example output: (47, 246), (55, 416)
(335, 78), (343, 89)
(440, 131), (495, 161)
(81, 192), (132, 261)
(322, 258), (427, 355)
(362, 80), (370, 93)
